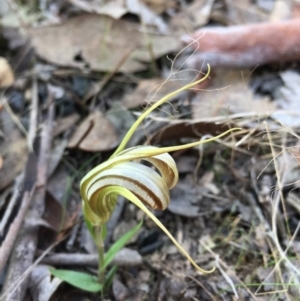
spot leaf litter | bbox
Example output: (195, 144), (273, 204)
(1, 0), (300, 300)
(28, 14), (180, 73)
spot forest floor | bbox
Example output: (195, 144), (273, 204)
(1, 1), (300, 300)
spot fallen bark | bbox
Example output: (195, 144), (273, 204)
(183, 19), (300, 69)
(0, 99), (54, 301)
(0, 80), (39, 272)
(0, 160), (36, 272)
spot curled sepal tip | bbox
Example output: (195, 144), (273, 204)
(111, 64), (212, 157)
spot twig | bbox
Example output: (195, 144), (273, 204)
(40, 248), (142, 267)
(187, 275), (218, 301)
(215, 255), (238, 298)
(42, 253), (98, 266)
(184, 19), (300, 68)
(28, 78), (38, 150)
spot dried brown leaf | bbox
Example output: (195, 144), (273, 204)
(170, 0), (214, 33)
(53, 113), (80, 137)
(69, 0), (168, 32)
(43, 192), (71, 232)
(191, 69), (275, 120)
(169, 183), (203, 217)
(28, 14), (179, 73)
(69, 0), (127, 19)
(224, 0), (269, 24)
(29, 265), (62, 301)
(149, 121), (233, 144)
(123, 78), (183, 109)
(0, 57), (14, 88)
(141, 0), (175, 14)
(272, 70), (300, 127)
(68, 111), (119, 152)
(0, 139), (28, 191)
(270, 0), (292, 21)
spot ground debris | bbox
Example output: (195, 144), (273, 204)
(1, 1), (300, 300)
(28, 14), (180, 73)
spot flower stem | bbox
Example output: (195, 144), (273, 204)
(95, 226), (105, 284)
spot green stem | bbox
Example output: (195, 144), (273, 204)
(95, 226), (105, 284)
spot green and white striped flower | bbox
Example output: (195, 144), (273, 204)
(80, 65), (239, 274)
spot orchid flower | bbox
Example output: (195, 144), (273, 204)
(80, 65), (240, 274)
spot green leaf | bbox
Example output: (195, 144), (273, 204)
(104, 265), (118, 292)
(49, 268), (103, 292)
(102, 219), (143, 271)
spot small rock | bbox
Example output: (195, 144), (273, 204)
(72, 76), (91, 98)
(48, 84), (64, 99)
(137, 229), (164, 255)
(8, 90), (24, 112)
(159, 278), (186, 299)
(112, 248), (143, 267)
(113, 279), (128, 301)
(57, 96), (76, 116)
(38, 83), (48, 104)
(138, 283), (149, 294)
(113, 220), (141, 244)
(183, 288), (197, 300)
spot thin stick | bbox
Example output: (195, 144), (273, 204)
(28, 77), (38, 151)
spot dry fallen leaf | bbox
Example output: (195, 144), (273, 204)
(0, 109), (28, 191)
(271, 70), (300, 128)
(123, 78), (183, 108)
(225, 0), (269, 24)
(191, 69), (275, 120)
(168, 195), (202, 217)
(0, 139), (28, 191)
(53, 113), (80, 137)
(69, 0), (168, 32)
(43, 192), (72, 232)
(141, 0), (175, 14)
(126, 0), (168, 33)
(0, 57), (14, 88)
(68, 0), (127, 19)
(293, 1), (300, 18)
(68, 111), (119, 151)
(270, 0), (292, 21)
(149, 121), (234, 144)
(170, 0), (215, 33)
(29, 14), (180, 73)
(29, 265), (62, 301)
